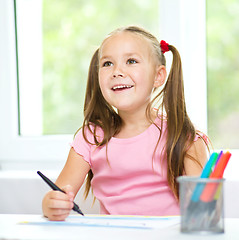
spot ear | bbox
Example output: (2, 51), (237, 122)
(154, 65), (167, 88)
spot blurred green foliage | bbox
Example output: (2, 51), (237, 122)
(42, 0), (159, 134)
(42, 0), (239, 149)
(207, 0), (239, 148)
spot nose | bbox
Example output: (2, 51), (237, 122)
(112, 64), (125, 78)
(113, 73), (124, 78)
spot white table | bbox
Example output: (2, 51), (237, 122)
(0, 214), (239, 240)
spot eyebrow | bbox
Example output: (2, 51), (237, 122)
(99, 56), (111, 61)
(100, 53), (142, 61)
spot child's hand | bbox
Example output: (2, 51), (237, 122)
(42, 185), (75, 221)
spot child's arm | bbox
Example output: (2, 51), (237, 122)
(184, 137), (208, 176)
(42, 147), (91, 221)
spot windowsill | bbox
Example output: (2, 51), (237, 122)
(0, 158), (65, 172)
(0, 150), (238, 179)
(0, 169), (100, 215)
(0, 169), (59, 179)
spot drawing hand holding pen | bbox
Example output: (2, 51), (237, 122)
(37, 171), (84, 216)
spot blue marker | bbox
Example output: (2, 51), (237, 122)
(190, 152), (219, 202)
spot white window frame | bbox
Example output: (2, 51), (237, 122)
(0, 0), (238, 178)
(159, 0), (207, 132)
(16, 0), (43, 136)
(0, 0), (71, 170)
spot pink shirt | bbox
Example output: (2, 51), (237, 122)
(71, 117), (180, 216)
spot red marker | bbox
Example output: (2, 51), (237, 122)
(200, 151), (231, 202)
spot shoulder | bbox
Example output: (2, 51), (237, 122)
(74, 124), (104, 144)
(189, 136), (208, 158)
(195, 131), (210, 145)
(71, 124), (104, 166)
(184, 132), (209, 176)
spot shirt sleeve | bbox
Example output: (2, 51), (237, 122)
(194, 131), (209, 144)
(70, 128), (92, 166)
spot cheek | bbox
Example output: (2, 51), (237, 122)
(130, 70), (144, 84)
(133, 70), (154, 86)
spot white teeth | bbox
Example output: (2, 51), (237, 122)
(112, 85), (133, 90)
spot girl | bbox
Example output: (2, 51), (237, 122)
(42, 26), (209, 221)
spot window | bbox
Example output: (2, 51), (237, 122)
(0, 0), (238, 177)
(0, 0), (162, 169)
(207, 0), (239, 149)
(17, 0), (160, 136)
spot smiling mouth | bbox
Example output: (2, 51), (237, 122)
(112, 85), (134, 91)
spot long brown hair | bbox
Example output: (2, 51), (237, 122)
(81, 26), (207, 199)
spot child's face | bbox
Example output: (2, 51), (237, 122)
(98, 31), (161, 115)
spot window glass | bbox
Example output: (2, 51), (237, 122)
(207, 0), (239, 149)
(16, 0), (159, 135)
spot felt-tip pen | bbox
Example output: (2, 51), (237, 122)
(37, 171), (84, 216)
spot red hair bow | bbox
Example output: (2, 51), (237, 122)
(160, 40), (169, 54)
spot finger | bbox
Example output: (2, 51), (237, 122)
(48, 190), (72, 201)
(48, 199), (74, 210)
(50, 215), (69, 221)
(48, 211), (70, 221)
(51, 208), (72, 217)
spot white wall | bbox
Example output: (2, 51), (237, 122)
(0, 170), (238, 217)
(0, 171), (100, 215)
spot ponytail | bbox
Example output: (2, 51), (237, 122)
(162, 45), (196, 198)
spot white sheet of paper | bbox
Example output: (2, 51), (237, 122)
(20, 214), (180, 230)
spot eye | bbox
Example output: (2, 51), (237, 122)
(102, 61), (113, 67)
(127, 58), (137, 64)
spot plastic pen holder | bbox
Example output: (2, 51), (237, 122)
(177, 176), (225, 234)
